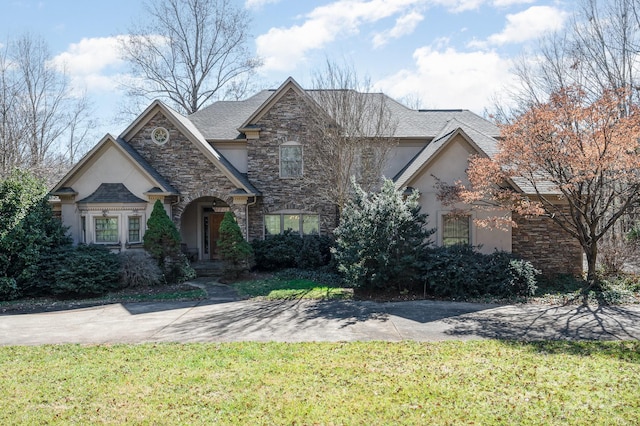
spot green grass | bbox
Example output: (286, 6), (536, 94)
(232, 274), (352, 300)
(1, 341), (639, 424)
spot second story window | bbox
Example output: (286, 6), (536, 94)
(280, 142), (303, 178)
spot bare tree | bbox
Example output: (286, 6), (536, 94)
(304, 60), (398, 211)
(0, 34), (94, 185)
(119, 0), (262, 115)
(488, 0), (640, 266)
(503, 0), (640, 114)
(0, 45), (26, 176)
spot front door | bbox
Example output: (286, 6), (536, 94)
(208, 213), (225, 259)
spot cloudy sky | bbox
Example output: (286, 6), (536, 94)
(0, 0), (571, 138)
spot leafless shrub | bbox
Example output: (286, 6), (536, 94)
(119, 250), (163, 288)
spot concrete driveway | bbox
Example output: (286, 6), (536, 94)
(2, 292), (640, 345)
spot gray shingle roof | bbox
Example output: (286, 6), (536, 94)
(189, 90), (274, 140)
(78, 183), (147, 203)
(187, 87), (500, 141)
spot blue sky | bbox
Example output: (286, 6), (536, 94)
(0, 0), (572, 139)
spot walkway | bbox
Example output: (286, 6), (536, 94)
(2, 280), (640, 345)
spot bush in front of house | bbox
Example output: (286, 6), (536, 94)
(143, 199), (181, 267)
(252, 231), (302, 270)
(0, 170), (72, 299)
(143, 199), (195, 283)
(296, 234), (334, 269)
(218, 211), (253, 279)
(332, 178), (434, 291)
(119, 250), (164, 288)
(421, 245), (539, 299)
(0, 277), (19, 301)
(251, 232), (333, 271)
(43, 244), (123, 298)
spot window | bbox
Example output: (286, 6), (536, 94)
(265, 213), (319, 236)
(80, 216), (86, 244)
(442, 215), (470, 246)
(280, 143), (302, 178)
(128, 216), (141, 243)
(95, 217), (118, 243)
(302, 215), (319, 235)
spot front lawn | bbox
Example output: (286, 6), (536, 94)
(1, 341), (639, 424)
(232, 270), (351, 300)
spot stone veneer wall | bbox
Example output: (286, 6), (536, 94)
(127, 111), (247, 232)
(512, 210), (583, 276)
(246, 88), (338, 241)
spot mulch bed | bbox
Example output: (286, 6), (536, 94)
(0, 283), (200, 315)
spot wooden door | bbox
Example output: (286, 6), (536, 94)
(208, 213), (225, 259)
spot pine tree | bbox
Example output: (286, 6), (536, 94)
(143, 200), (181, 267)
(217, 211), (252, 279)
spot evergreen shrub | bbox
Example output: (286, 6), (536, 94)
(421, 245), (539, 298)
(143, 200), (181, 267)
(332, 179), (434, 290)
(142, 200), (194, 282)
(0, 170), (71, 298)
(0, 277), (19, 301)
(218, 211), (253, 278)
(45, 245), (122, 298)
(251, 232), (333, 271)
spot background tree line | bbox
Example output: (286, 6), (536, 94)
(0, 34), (95, 187)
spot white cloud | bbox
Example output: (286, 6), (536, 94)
(473, 6), (568, 47)
(256, 0), (425, 71)
(372, 10), (424, 48)
(434, 0), (484, 13)
(376, 45), (515, 112)
(492, 0), (534, 6)
(51, 36), (129, 94)
(245, 0), (281, 9)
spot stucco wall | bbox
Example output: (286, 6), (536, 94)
(59, 142), (158, 245)
(384, 140), (426, 179)
(403, 134), (512, 253)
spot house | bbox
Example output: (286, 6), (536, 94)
(51, 77), (582, 276)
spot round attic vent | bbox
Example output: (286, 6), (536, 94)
(151, 127), (169, 145)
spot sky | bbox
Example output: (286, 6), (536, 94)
(0, 0), (573, 141)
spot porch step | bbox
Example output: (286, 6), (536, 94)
(191, 260), (224, 278)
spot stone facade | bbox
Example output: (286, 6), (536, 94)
(512, 210), (583, 276)
(246, 88), (338, 241)
(128, 111), (247, 231)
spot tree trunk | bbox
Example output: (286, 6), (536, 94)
(584, 242), (600, 291)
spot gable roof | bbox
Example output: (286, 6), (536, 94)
(394, 127), (487, 190)
(186, 78), (500, 142)
(119, 100), (260, 196)
(239, 77), (319, 131)
(77, 183), (147, 204)
(51, 134), (178, 195)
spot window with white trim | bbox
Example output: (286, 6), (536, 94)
(265, 213), (319, 236)
(128, 216), (141, 243)
(95, 217), (119, 243)
(442, 214), (470, 246)
(280, 142), (303, 178)
(80, 216), (87, 244)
